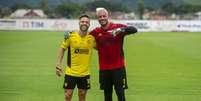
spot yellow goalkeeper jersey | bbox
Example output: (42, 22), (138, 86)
(60, 31), (95, 77)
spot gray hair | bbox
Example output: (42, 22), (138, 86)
(96, 7), (108, 16)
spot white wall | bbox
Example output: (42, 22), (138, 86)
(0, 19), (201, 32)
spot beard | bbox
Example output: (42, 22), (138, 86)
(99, 19), (108, 27)
(80, 25), (89, 32)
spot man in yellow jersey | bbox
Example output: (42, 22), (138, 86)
(56, 14), (95, 101)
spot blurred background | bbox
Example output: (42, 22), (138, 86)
(0, 0), (201, 20)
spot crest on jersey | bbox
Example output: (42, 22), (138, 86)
(74, 41), (78, 44)
(87, 40), (91, 45)
(98, 33), (102, 36)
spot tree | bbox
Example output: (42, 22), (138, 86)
(11, 4), (31, 12)
(1, 7), (12, 18)
(161, 2), (177, 13)
(85, 0), (130, 12)
(161, 3), (201, 14)
(138, 0), (144, 19)
(176, 4), (201, 14)
(40, 0), (49, 14)
(55, 3), (86, 18)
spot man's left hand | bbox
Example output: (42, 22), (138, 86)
(112, 28), (124, 36)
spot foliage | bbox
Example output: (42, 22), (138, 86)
(55, 3), (86, 18)
(85, 0), (130, 12)
(138, 0), (144, 19)
(40, 0), (48, 14)
(176, 4), (201, 14)
(11, 4), (32, 12)
(0, 7), (12, 18)
(162, 3), (201, 14)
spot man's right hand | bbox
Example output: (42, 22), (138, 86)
(56, 65), (63, 77)
(64, 31), (71, 40)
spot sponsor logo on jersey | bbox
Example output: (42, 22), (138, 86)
(74, 48), (89, 54)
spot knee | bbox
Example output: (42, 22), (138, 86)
(78, 91), (86, 99)
(65, 91), (73, 100)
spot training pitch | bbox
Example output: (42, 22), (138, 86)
(0, 31), (201, 101)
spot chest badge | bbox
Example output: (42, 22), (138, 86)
(87, 40), (91, 45)
(98, 33), (102, 37)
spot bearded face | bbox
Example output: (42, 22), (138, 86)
(97, 10), (109, 27)
(98, 18), (108, 27)
(80, 24), (89, 32)
(79, 17), (90, 32)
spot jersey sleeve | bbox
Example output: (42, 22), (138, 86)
(115, 24), (128, 36)
(60, 38), (70, 49)
(116, 24), (137, 36)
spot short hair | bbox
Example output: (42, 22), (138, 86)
(96, 7), (108, 16)
(79, 14), (90, 20)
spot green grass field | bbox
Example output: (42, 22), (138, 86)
(0, 31), (201, 101)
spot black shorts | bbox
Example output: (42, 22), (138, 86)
(99, 68), (128, 90)
(63, 75), (90, 90)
